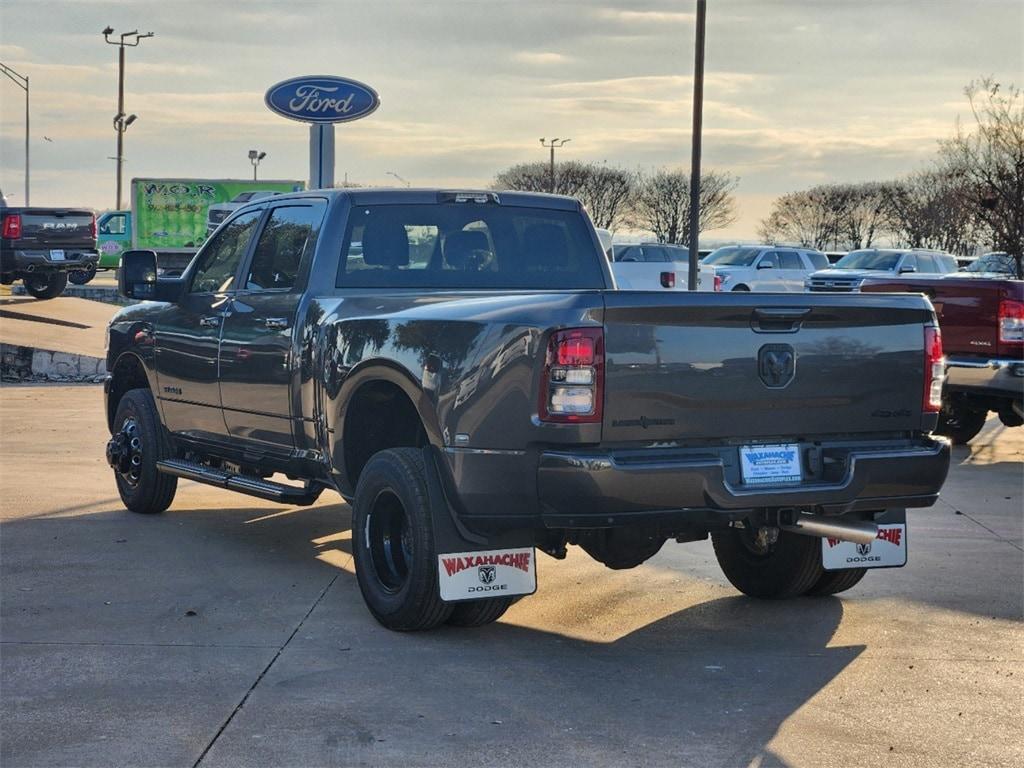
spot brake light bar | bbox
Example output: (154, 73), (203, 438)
(924, 325), (944, 414)
(2, 214), (21, 240)
(998, 299), (1024, 345)
(539, 328), (604, 423)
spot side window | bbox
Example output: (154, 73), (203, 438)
(916, 254), (938, 273)
(900, 254), (918, 273)
(189, 210), (261, 294)
(778, 251), (803, 270)
(940, 255), (958, 273)
(244, 203), (325, 292)
(805, 251), (829, 270)
(759, 252), (780, 268)
(616, 246), (642, 262)
(99, 214), (126, 235)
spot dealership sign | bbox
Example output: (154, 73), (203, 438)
(264, 75), (380, 124)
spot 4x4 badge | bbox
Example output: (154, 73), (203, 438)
(758, 344), (796, 388)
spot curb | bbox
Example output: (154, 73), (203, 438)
(11, 284), (135, 306)
(1, 342), (107, 383)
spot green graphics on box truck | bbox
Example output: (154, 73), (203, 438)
(132, 178), (303, 252)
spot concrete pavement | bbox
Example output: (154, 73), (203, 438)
(1, 385), (1021, 767)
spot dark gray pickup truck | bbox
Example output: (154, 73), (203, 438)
(104, 189), (950, 630)
(1, 199), (99, 298)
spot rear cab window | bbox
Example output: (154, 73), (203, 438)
(337, 203), (606, 290)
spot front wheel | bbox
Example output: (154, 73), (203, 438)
(107, 388), (177, 514)
(352, 448), (452, 631)
(711, 526), (822, 598)
(23, 271), (68, 299)
(68, 264), (97, 285)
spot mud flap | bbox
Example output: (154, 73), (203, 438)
(421, 446), (537, 603)
(822, 508), (909, 571)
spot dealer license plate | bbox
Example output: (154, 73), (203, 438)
(739, 444), (802, 485)
(822, 524), (907, 570)
(49, 249), (65, 261)
(437, 547), (537, 602)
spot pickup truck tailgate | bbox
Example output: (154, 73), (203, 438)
(601, 292), (934, 442)
(14, 209), (95, 248)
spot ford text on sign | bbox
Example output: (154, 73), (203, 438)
(264, 75), (380, 124)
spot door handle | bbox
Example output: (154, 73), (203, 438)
(199, 315), (221, 328)
(264, 317), (289, 330)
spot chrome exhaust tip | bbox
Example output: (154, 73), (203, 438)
(780, 514), (878, 545)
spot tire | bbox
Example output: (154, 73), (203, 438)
(108, 388), (177, 514)
(805, 567), (867, 596)
(23, 271), (68, 299)
(711, 526), (822, 599)
(936, 401), (987, 445)
(352, 448), (452, 631)
(445, 597), (514, 627)
(68, 264), (97, 285)
(731, 284), (751, 291)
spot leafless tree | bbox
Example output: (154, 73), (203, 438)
(760, 182), (900, 251)
(882, 169), (982, 256)
(493, 161), (635, 229)
(938, 78), (1024, 273)
(628, 169), (738, 245)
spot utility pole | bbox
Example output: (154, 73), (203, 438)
(103, 27), (154, 210)
(539, 137), (571, 193)
(687, 0), (707, 290)
(1, 63), (30, 205)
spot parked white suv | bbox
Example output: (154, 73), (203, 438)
(608, 241), (717, 292)
(704, 245), (829, 292)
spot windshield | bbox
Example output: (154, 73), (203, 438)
(337, 203), (606, 289)
(704, 246), (761, 267)
(964, 253), (1015, 274)
(835, 250), (902, 271)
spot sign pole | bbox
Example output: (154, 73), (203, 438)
(309, 124), (335, 190)
(687, 0), (707, 290)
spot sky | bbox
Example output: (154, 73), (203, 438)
(1, 0), (1022, 240)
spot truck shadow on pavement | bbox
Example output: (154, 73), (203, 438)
(2, 500), (859, 767)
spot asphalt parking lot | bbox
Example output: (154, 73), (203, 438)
(1, 385), (1021, 768)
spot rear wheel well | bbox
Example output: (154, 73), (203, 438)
(343, 380), (427, 488)
(107, 354), (150, 432)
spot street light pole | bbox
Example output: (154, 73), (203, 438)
(386, 171), (410, 188)
(687, 0), (707, 290)
(103, 27), (154, 210)
(539, 137), (571, 193)
(249, 149), (267, 180)
(0, 63), (30, 205)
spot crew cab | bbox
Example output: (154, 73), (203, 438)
(0, 199), (98, 299)
(704, 244), (829, 292)
(861, 273), (1024, 443)
(806, 248), (958, 292)
(104, 189), (950, 631)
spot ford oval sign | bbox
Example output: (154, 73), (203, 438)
(264, 75), (380, 124)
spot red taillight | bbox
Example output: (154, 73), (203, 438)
(539, 328), (604, 423)
(924, 325), (944, 413)
(714, 274), (723, 292)
(2, 214), (21, 239)
(998, 299), (1024, 345)
(89, 214), (97, 239)
(660, 271), (676, 289)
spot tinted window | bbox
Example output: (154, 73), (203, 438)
(245, 203), (325, 292)
(663, 245), (690, 262)
(337, 204), (605, 289)
(759, 252), (780, 268)
(189, 211), (261, 293)
(642, 246), (669, 263)
(704, 246), (761, 266)
(613, 245), (642, 262)
(835, 250), (902, 271)
(804, 251), (830, 270)
(777, 251), (803, 270)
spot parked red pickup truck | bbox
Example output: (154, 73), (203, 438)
(862, 274), (1024, 443)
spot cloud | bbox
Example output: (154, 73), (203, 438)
(513, 51), (571, 66)
(596, 9), (694, 24)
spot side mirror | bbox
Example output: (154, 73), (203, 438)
(899, 264), (918, 274)
(118, 250), (158, 299)
(757, 261), (775, 269)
